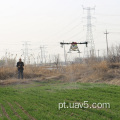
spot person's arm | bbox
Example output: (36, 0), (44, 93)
(17, 62), (20, 68)
(16, 62), (18, 67)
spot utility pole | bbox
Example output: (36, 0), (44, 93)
(63, 41), (66, 64)
(40, 46), (43, 64)
(104, 30), (109, 56)
(5, 49), (8, 65)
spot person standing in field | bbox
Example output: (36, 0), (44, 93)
(17, 58), (24, 79)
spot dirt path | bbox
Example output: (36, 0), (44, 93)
(7, 102), (23, 120)
(15, 102), (36, 120)
(1, 104), (11, 120)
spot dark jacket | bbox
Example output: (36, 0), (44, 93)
(17, 62), (24, 70)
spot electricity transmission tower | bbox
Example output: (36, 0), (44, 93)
(22, 41), (30, 64)
(39, 46), (47, 64)
(83, 6), (96, 57)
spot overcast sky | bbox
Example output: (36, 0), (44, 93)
(0, 0), (120, 62)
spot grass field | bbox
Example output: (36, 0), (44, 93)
(0, 81), (120, 120)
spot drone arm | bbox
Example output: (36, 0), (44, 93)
(77, 42), (88, 47)
(60, 42), (71, 45)
(60, 42), (88, 47)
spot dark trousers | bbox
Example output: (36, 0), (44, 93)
(18, 69), (23, 79)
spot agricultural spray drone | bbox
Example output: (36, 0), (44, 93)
(60, 41), (88, 53)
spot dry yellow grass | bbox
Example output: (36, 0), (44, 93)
(0, 61), (120, 85)
(0, 65), (59, 80)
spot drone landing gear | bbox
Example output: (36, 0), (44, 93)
(68, 48), (81, 53)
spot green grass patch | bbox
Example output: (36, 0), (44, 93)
(0, 81), (120, 120)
